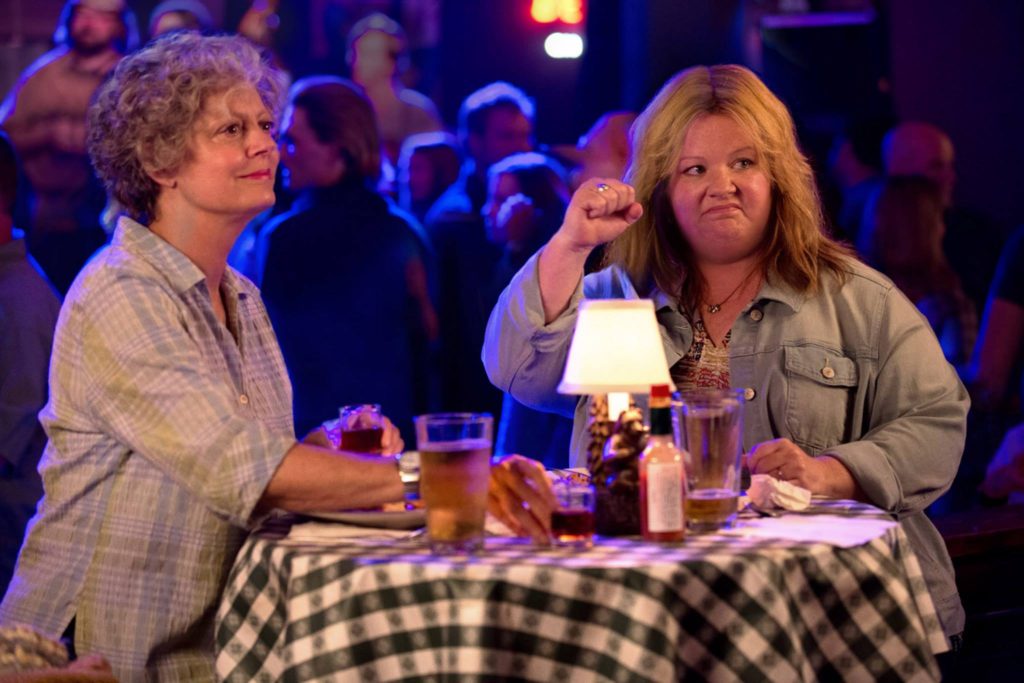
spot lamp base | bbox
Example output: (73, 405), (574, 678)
(588, 397), (647, 536)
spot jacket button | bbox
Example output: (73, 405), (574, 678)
(239, 394), (250, 405)
(743, 387), (756, 401)
(749, 308), (763, 322)
(821, 366), (836, 379)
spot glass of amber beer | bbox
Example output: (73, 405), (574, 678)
(675, 389), (745, 532)
(414, 413), (493, 553)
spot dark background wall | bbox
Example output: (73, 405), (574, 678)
(436, 0), (582, 149)
(887, 0), (1024, 233)
(2, 0), (1022, 230)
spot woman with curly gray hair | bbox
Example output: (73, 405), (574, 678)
(87, 29), (287, 226)
(0, 31), (557, 680)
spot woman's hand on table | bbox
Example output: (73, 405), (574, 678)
(746, 437), (864, 500)
(488, 455), (558, 543)
(378, 418), (404, 455)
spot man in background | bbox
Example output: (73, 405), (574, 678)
(347, 12), (442, 166)
(0, 0), (138, 294)
(425, 82), (534, 417)
(0, 132), (61, 596)
(884, 121), (1004, 313)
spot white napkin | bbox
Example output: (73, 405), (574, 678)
(721, 514), (897, 548)
(287, 521), (413, 543)
(288, 515), (517, 543)
(747, 474), (812, 510)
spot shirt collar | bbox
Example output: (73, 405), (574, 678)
(650, 285), (675, 312)
(220, 265), (251, 302)
(112, 216), (206, 294)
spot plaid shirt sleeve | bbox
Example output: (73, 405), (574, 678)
(78, 273), (295, 526)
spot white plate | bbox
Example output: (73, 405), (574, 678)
(303, 509), (425, 530)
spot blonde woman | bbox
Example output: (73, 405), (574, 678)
(484, 65), (968, 644)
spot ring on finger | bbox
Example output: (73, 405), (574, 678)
(595, 182), (610, 193)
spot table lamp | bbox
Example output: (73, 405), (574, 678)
(558, 299), (673, 533)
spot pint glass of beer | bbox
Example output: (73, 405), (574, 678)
(413, 413), (493, 553)
(675, 388), (745, 532)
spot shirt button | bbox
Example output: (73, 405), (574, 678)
(821, 366), (836, 379)
(749, 308), (763, 322)
(743, 387), (756, 401)
(239, 394), (250, 405)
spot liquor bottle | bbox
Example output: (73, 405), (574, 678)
(639, 384), (686, 542)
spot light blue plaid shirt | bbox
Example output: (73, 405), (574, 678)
(0, 217), (296, 681)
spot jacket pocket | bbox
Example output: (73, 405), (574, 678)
(784, 345), (858, 453)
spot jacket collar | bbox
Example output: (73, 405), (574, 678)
(755, 276), (805, 313)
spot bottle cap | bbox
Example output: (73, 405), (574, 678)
(650, 384), (671, 399)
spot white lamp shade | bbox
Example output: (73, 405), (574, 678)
(557, 299), (673, 394)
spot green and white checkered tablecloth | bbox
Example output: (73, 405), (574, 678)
(216, 501), (945, 682)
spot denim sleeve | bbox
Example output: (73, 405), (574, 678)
(482, 249), (583, 418)
(824, 288), (969, 515)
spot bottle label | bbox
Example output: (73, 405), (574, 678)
(647, 461), (684, 532)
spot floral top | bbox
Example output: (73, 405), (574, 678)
(670, 316), (731, 390)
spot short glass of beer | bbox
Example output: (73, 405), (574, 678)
(674, 388), (745, 532)
(413, 413), (493, 553)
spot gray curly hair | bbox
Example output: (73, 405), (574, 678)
(87, 31), (287, 224)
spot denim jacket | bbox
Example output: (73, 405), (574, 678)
(483, 250), (968, 638)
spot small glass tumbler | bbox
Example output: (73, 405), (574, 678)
(338, 404), (384, 453)
(551, 480), (596, 548)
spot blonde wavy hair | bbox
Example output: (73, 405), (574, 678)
(607, 64), (852, 310)
(87, 31), (287, 224)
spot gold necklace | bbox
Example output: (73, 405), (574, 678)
(705, 268), (761, 314)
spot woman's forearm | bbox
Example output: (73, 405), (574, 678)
(258, 442), (403, 513)
(537, 233), (592, 324)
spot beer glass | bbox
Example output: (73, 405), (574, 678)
(414, 413), (493, 553)
(338, 404), (384, 453)
(674, 388), (745, 532)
